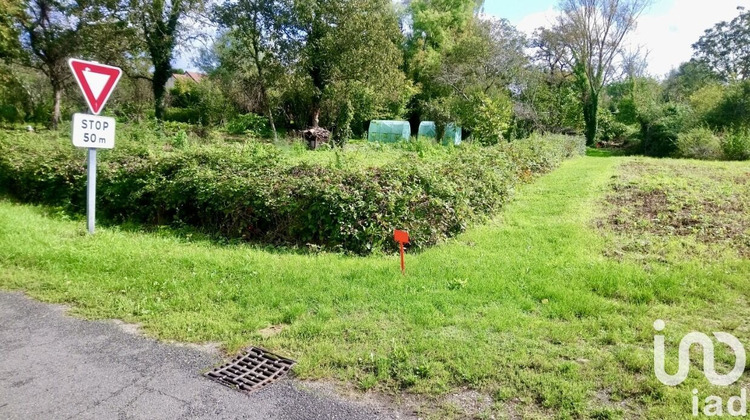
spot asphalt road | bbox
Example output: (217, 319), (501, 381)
(0, 292), (408, 420)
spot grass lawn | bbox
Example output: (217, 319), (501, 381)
(1, 155), (748, 419)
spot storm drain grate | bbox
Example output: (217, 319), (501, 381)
(205, 347), (296, 393)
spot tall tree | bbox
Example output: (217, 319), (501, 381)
(692, 7), (750, 82)
(0, 0), (23, 59)
(428, 17), (528, 142)
(14, 0), (87, 128)
(405, 0), (482, 126)
(127, 0), (206, 120)
(293, 0), (407, 128)
(214, 0), (293, 139)
(525, 30), (584, 134)
(548, 0), (650, 145)
(663, 59), (720, 102)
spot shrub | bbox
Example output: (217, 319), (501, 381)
(675, 127), (722, 160)
(597, 112), (631, 143)
(164, 107), (201, 124)
(0, 104), (23, 123)
(638, 103), (695, 158)
(469, 93), (513, 145)
(705, 81), (750, 131)
(721, 130), (750, 161)
(0, 130), (585, 254)
(168, 79), (236, 126)
(331, 100), (354, 147)
(225, 113), (270, 136)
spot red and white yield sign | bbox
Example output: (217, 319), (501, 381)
(68, 58), (123, 115)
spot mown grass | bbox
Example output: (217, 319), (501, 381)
(1, 156), (749, 419)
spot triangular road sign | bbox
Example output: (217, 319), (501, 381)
(68, 58), (123, 115)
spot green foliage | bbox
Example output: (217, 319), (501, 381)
(597, 112), (631, 143)
(519, 68), (583, 135)
(225, 113), (269, 136)
(692, 7), (750, 81)
(688, 83), (726, 124)
(0, 129), (585, 254)
(0, 0), (22, 59)
(664, 60), (721, 102)
(608, 77), (663, 126)
(704, 80), (750, 131)
(409, 12), (524, 143)
(721, 129), (750, 161)
(331, 100), (354, 146)
(292, 0), (409, 128)
(164, 107), (200, 124)
(470, 93), (513, 145)
(675, 127), (722, 160)
(168, 79), (235, 126)
(639, 104), (695, 158)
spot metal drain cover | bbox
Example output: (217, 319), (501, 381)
(205, 347), (296, 393)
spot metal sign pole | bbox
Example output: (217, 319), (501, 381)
(68, 58), (122, 234)
(86, 148), (97, 234)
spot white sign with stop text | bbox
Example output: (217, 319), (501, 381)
(71, 113), (116, 149)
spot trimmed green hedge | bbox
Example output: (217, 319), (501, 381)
(0, 131), (584, 254)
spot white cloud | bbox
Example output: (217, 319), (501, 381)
(506, 1), (744, 78)
(516, 7), (558, 35)
(629, 1), (743, 77)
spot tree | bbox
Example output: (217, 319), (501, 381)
(405, 0), (481, 128)
(214, 0), (293, 140)
(546, 0), (650, 145)
(0, 0), (23, 59)
(521, 28), (583, 134)
(693, 7), (750, 82)
(14, 0), (87, 128)
(127, 0), (207, 120)
(428, 17), (526, 142)
(663, 60), (720, 102)
(293, 0), (408, 129)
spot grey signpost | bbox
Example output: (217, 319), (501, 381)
(68, 58), (122, 234)
(87, 148), (97, 233)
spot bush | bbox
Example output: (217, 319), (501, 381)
(225, 113), (270, 136)
(639, 104), (695, 158)
(705, 81), (750, 131)
(675, 127), (722, 160)
(597, 112), (631, 143)
(168, 79), (236, 126)
(0, 104), (23, 123)
(721, 130), (750, 161)
(0, 130), (585, 254)
(164, 107), (201, 124)
(469, 93), (513, 145)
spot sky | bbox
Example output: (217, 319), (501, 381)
(177, 0), (745, 76)
(483, 0), (746, 78)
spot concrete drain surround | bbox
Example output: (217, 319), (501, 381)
(205, 347), (296, 393)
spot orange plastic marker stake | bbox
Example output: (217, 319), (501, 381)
(394, 230), (410, 275)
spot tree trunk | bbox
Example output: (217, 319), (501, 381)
(153, 85), (166, 121)
(311, 103), (321, 128)
(51, 86), (62, 130)
(152, 64), (171, 121)
(582, 91), (599, 146)
(267, 106), (278, 142)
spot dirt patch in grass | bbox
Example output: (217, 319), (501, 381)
(601, 159), (750, 258)
(258, 324), (287, 338)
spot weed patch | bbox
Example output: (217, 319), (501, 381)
(602, 159), (750, 259)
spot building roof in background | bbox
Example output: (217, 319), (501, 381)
(172, 71), (206, 83)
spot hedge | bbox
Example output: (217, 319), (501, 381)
(0, 131), (585, 254)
